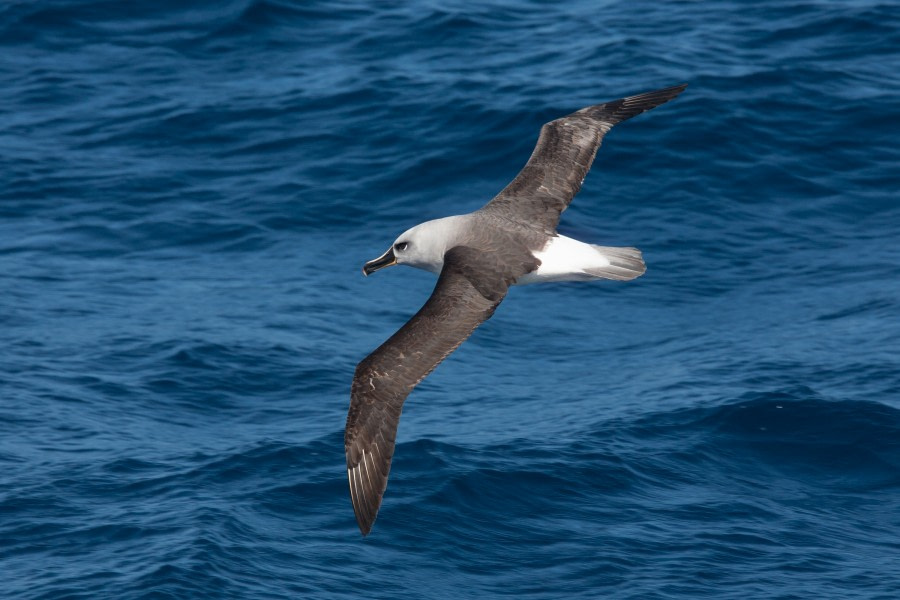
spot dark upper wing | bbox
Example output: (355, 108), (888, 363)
(345, 246), (525, 536)
(480, 84), (687, 233)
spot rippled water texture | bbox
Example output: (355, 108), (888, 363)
(2, 1), (899, 598)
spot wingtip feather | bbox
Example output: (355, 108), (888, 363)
(348, 457), (380, 536)
(578, 83), (688, 125)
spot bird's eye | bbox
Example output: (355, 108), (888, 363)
(394, 242), (408, 252)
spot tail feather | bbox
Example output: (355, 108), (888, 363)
(585, 246), (646, 281)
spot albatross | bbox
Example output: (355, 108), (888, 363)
(345, 83), (687, 535)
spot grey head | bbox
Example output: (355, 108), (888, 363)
(362, 215), (467, 276)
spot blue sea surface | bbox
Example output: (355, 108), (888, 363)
(2, 0), (900, 598)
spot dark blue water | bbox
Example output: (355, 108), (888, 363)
(2, 0), (900, 597)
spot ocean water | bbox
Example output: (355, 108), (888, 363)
(2, 0), (899, 597)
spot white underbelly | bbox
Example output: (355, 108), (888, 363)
(515, 235), (610, 285)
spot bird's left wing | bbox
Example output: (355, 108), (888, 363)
(345, 246), (526, 535)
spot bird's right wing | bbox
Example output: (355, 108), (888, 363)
(345, 246), (526, 535)
(481, 84), (687, 233)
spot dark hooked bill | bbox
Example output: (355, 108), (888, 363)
(363, 248), (396, 276)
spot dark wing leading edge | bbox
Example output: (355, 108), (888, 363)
(481, 84), (687, 234)
(345, 246), (531, 536)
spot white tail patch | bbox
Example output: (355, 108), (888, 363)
(584, 245), (646, 281)
(516, 235), (645, 284)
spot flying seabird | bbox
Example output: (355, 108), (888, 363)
(345, 83), (687, 535)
